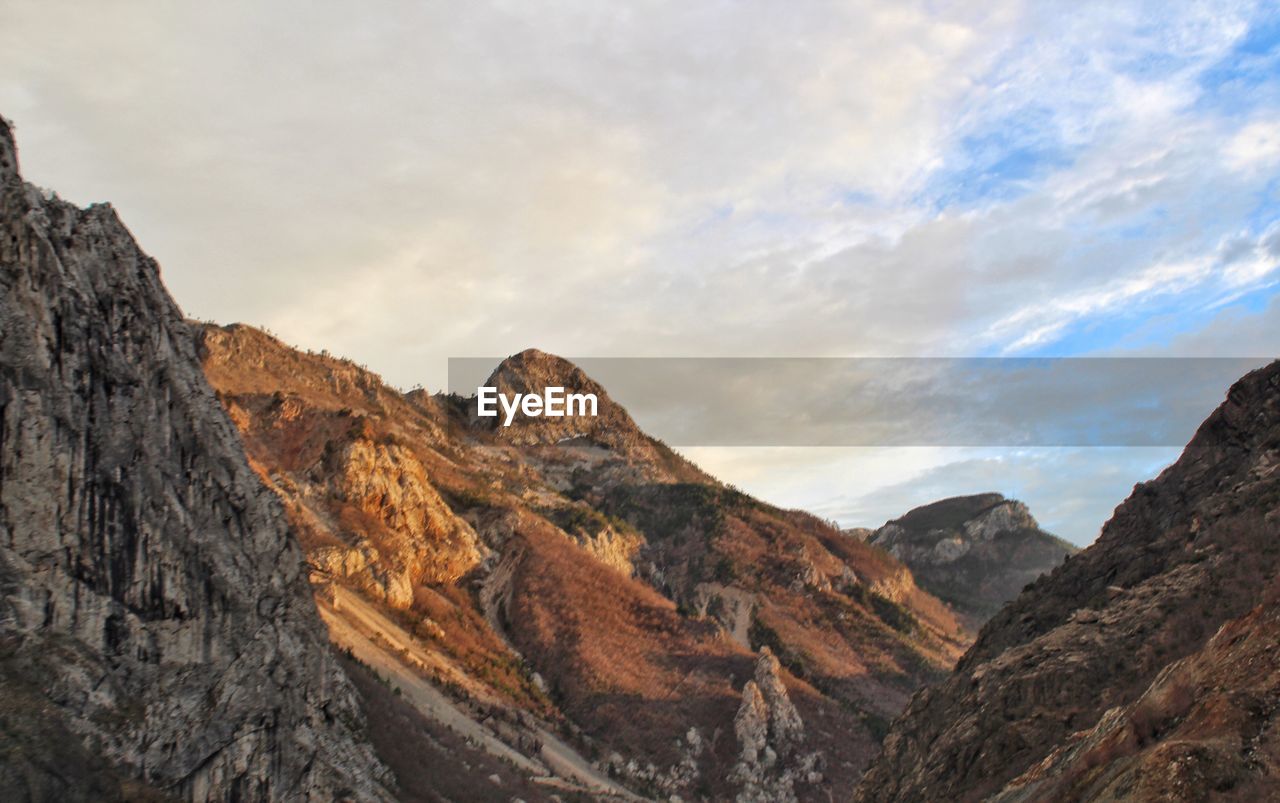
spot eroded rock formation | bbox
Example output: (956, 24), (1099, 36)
(732, 648), (821, 803)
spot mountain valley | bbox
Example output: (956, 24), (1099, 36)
(3, 110), (1277, 802)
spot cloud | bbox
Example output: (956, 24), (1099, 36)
(2, 1), (1276, 545)
(1224, 118), (1280, 171)
(1158, 289), (1280, 356)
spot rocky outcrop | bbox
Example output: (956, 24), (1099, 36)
(855, 361), (1280, 802)
(871, 494), (1077, 625)
(200, 326), (488, 611)
(575, 521), (643, 575)
(993, 577), (1280, 801)
(0, 116), (388, 800)
(731, 648), (820, 802)
(324, 437), (487, 606)
(479, 348), (663, 462)
(751, 648), (805, 751)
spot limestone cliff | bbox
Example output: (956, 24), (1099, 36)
(731, 648), (821, 803)
(0, 117), (388, 800)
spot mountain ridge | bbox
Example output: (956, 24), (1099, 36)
(199, 321), (973, 799)
(855, 359), (1280, 802)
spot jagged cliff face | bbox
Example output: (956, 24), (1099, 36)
(856, 361), (1280, 802)
(201, 333), (973, 798)
(0, 119), (388, 800)
(871, 494), (1078, 626)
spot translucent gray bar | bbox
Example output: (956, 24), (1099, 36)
(447, 357), (1275, 446)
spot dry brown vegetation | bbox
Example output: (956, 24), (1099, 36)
(199, 323), (980, 798)
(507, 520), (746, 763)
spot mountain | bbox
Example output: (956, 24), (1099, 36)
(855, 360), (1280, 802)
(0, 117), (389, 798)
(870, 494), (1078, 626)
(200, 327), (974, 799)
(996, 575), (1280, 800)
(9, 99), (1277, 800)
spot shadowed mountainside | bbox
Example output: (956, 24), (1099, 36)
(870, 493), (1078, 627)
(856, 360), (1280, 802)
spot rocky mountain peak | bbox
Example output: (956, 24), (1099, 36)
(870, 492), (1077, 626)
(0, 116), (16, 180)
(202, 320), (970, 798)
(479, 348), (652, 453)
(486, 347), (588, 386)
(886, 492), (1024, 534)
(483, 349), (607, 408)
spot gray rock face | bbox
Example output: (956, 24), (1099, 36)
(731, 648), (820, 803)
(752, 649), (804, 752)
(870, 494), (1077, 625)
(0, 117), (389, 800)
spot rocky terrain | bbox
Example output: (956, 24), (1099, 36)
(994, 574), (1280, 801)
(12, 98), (1275, 801)
(870, 494), (1078, 626)
(200, 327), (974, 799)
(856, 360), (1280, 802)
(0, 117), (390, 799)
(2, 103), (972, 798)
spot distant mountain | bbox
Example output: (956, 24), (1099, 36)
(856, 360), (1280, 802)
(0, 117), (389, 799)
(200, 329), (973, 799)
(870, 494), (1078, 626)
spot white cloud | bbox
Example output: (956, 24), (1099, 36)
(1224, 118), (1280, 172)
(1, 1), (1267, 378)
(989, 257), (1216, 353)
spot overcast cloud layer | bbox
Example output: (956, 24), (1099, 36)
(3, 1), (1277, 543)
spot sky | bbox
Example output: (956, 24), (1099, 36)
(2, 1), (1277, 543)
